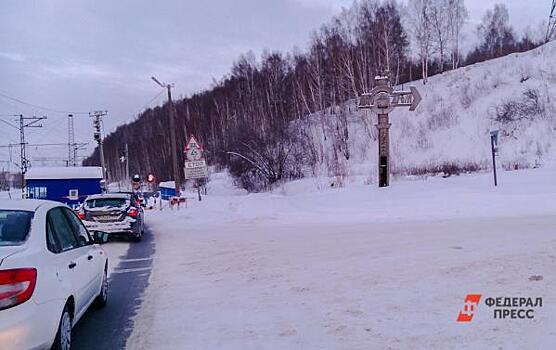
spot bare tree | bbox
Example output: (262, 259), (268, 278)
(446, 0), (468, 69)
(407, 0), (433, 84)
(477, 3), (516, 59)
(429, 0), (450, 72)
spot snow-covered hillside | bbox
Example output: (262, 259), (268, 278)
(298, 42), (556, 184)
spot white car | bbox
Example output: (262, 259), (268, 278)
(0, 199), (109, 350)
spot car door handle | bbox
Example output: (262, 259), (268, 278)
(87, 255), (93, 261)
(68, 262), (77, 269)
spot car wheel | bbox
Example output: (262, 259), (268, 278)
(94, 267), (108, 309)
(133, 231), (142, 242)
(52, 304), (72, 350)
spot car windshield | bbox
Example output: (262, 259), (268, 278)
(86, 198), (127, 209)
(0, 210), (34, 246)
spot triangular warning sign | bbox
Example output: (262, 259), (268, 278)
(185, 135), (203, 151)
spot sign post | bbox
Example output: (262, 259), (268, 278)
(184, 135), (209, 201)
(490, 130), (499, 187)
(358, 75), (422, 187)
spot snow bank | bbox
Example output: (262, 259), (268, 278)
(158, 181), (176, 189)
(25, 166), (103, 180)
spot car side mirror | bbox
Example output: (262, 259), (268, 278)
(92, 231), (109, 244)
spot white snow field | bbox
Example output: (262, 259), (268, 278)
(127, 168), (556, 350)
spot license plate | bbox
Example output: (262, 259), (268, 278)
(95, 215), (118, 222)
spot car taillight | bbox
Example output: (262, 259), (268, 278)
(77, 211), (86, 220)
(128, 207), (138, 218)
(0, 268), (37, 311)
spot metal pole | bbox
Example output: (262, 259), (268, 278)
(491, 135), (498, 187)
(91, 111), (107, 181)
(166, 85), (181, 196)
(67, 114), (75, 166)
(19, 115), (25, 198)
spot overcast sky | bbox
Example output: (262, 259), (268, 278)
(0, 0), (549, 166)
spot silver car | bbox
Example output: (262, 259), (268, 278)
(79, 193), (145, 241)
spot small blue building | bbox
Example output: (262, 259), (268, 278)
(159, 181), (177, 200)
(25, 167), (103, 209)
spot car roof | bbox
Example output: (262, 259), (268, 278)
(86, 193), (130, 200)
(0, 199), (62, 212)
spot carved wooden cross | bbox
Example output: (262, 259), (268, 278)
(358, 75), (422, 187)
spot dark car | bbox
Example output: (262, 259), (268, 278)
(79, 193), (145, 241)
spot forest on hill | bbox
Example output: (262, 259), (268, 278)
(84, 1), (545, 190)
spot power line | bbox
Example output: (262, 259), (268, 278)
(133, 89), (165, 117)
(17, 115), (46, 198)
(0, 117), (18, 130)
(0, 90), (89, 115)
(0, 143), (86, 148)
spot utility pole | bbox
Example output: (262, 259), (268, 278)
(18, 114), (46, 198)
(152, 76), (183, 196)
(68, 114), (75, 166)
(547, 0), (556, 42)
(90, 110), (108, 180)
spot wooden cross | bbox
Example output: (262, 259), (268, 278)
(358, 75), (422, 187)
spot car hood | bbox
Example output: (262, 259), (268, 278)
(0, 246), (27, 266)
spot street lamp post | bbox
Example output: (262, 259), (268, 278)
(152, 76), (182, 196)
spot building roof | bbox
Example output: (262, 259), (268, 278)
(25, 167), (103, 180)
(159, 181), (176, 189)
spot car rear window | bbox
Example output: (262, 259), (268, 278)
(0, 210), (34, 246)
(85, 198), (127, 209)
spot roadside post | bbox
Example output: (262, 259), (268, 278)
(490, 130), (499, 187)
(358, 75), (422, 187)
(184, 135), (209, 201)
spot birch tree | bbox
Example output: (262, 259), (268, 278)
(446, 0), (467, 69)
(407, 0), (433, 84)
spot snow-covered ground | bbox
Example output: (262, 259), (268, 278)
(127, 169), (556, 349)
(298, 41), (556, 182)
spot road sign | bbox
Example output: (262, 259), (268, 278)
(358, 80), (422, 114)
(358, 75), (422, 187)
(184, 135), (208, 180)
(490, 130), (500, 187)
(185, 135), (204, 161)
(185, 135), (203, 151)
(184, 161), (208, 179)
(185, 160), (207, 169)
(186, 148), (202, 161)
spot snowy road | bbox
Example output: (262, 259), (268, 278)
(73, 231), (154, 349)
(128, 214), (556, 349)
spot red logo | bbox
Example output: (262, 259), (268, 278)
(457, 294), (482, 322)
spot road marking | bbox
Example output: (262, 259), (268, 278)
(112, 267), (152, 274)
(120, 257), (153, 262)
